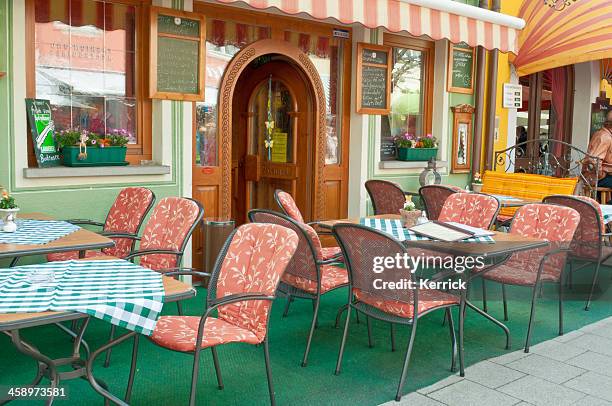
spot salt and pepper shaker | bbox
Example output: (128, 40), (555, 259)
(2, 214), (17, 233)
(416, 211), (429, 225)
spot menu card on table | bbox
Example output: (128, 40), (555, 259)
(408, 221), (483, 242)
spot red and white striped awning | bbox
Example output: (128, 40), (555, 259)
(213, 0), (525, 54)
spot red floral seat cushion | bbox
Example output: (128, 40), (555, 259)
(150, 316), (260, 352)
(276, 190), (304, 223)
(354, 288), (459, 319)
(281, 264), (348, 294)
(47, 250), (113, 262)
(321, 246), (342, 260)
(438, 192), (499, 229)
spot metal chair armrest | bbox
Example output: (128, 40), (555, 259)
(161, 267), (212, 279)
(65, 219), (104, 227)
(208, 293), (275, 308)
(100, 232), (141, 240)
(124, 249), (181, 261)
(317, 257), (344, 265)
(306, 221), (334, 235)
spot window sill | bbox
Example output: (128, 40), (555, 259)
(23, 165), (171, 179)
(379, 160), (448, 170)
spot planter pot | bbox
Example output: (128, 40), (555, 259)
(397, 147), (438, 162)
(61, 146), (128, 167)
(400, 209), (422, 228)
(0, 207), (20, 223)
(472, 183), (483, 193)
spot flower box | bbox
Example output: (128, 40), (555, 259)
(61, 146), (128, 167)
(397, 147), (438, 162)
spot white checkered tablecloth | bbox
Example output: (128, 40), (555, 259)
(0, 219), (80, 245)
(601, 205), (612, 224)
(0, 260), (165, 335)
(360, 218), (495, 243)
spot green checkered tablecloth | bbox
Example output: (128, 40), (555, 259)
(0, 260), (165, 335)
(360, 218), (495, 243)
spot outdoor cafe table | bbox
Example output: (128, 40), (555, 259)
(319, 216), (549, 350)
(0, 213), (114, 265)
(0, 256), (195, 405)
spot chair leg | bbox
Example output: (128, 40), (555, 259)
(458, 297), (466, 377)
(366, 316), (374, 348)
(103, 325), (116, 368)
(446, 308), (457, 373)
(482, 280), (488, 313)
(501, 284), (509, 321)
(263, 338), (276, 406)
(390, 323), (396, 352)
(524, 283), (540, 353)
(558, 279), (564, 336)
(395, 321), (418, 402)
(124, 334), (140, 403)
(312, 300), (319, 329)
(282, 294), (292, 318)
(211, 347), (223, 390)
(355, 308), (360, 324)
(335, 304), (352, 375)
(334, 304), (348, 328)
(301, 297), (320, 367)
(189, 348), (202, 406)
(586, 262), (602, 311)
(177, 301), (183, 316)
(567, 260), (573, 289)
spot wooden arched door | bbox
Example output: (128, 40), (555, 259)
(232, 59), (314, 224)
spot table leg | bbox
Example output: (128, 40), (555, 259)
(8, 257), (20, 267)
(465, 300), (511, 349)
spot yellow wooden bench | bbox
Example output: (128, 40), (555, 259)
(481, 170), (579, 217)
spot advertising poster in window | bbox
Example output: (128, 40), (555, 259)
(270, 132), (288, 163)
(25, 99), (61, 167)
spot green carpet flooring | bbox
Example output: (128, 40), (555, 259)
(2, 272), (612, 405)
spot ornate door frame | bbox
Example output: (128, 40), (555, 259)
(217, 39), (327, 219)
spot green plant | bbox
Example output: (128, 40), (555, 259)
(394, 133), (438, 149)
(55, 129), (100, 149)
(472, 173), (483, 184)
(0, 189), (18, 209)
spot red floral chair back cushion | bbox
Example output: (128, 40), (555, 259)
(543, 195), (603, 260)
(103, 187), (154, 258)
(275, 190), (304, 223)
(507, 204), (580, 278)
(139, 197), (202, 271)
(365, 180), (406, 215)
(212, 223), (299, 341)
(419, 185), (462, 220)
(438, 192), (499, 229)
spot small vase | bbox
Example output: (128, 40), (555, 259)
(472, 183), (483, 193)
(0, 208), (19, 223)
(400, 209), (421, 228)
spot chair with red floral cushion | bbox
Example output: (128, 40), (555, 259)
(438, 192), (500, 229)
(248, 209), (348, 367)
(47, 187), (155, 262)
(473, 203), (580, 352)
(128, 223), (299, 406)
(543, 195), (612, 310)
(419, 184), (464, 220)
(332, 223), (462, 401)
(103, 196), (203, 367)
(365, 180), (407, 215)
(274, 189), (342, 262)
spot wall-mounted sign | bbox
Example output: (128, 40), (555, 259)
(503, 83), (523, 109)
(150, 7), (205, 101)
(270, 132), (288, 163)
(451, 104), (475, 173)
(333, 29), (350, 39)
(591, 92), (611, 136)
(356, 43), (392, 115)
(447, 42), (475, 94)
(25, 99), (61, 167)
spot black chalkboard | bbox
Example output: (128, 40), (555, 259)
(361, 66), (388, 110)
(380, 137), (396, 161)
(150, 7), (205, 101)
(591, 94), (611, 136)
(448, 43), (474, 94)
(157, 36), (199, 94)
(357, 43), (391, 114)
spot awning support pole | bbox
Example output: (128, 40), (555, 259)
(484, 0), (500, 170)
(472, 0), (488, 176)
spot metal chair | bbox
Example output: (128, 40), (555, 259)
(128, 223), (299, 406)
(332, 223), (462, 401)
(543, 195), (612, 310)
(248, 209), (348, 367)
(104, 196), (204, 366)
(418, 184), (463, 220)
(473, 203), (580, 352)
(47, 187), (155, 261)
(365, 179), (406, 215)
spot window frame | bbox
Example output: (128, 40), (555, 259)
(382, 33), (435, 147)
(25, 0), (152, 166)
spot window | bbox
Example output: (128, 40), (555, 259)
(380, 34), (434, 161)
(27, 0), (150, 164)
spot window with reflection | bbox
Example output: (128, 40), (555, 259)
(283, 31), (345, 164)
(33, 0), (138, 144)
(194, 19), (271, 167)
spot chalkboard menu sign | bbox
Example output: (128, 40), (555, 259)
(150, 7), (205, 101)
(356, 43), (392, 114)
(447, 42), (475, 94)
(380, 137), (397, 161)
(591, 93), (611, 136)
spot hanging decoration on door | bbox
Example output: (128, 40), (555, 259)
(264, 75), (274, 161)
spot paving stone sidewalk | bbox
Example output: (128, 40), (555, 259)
(380, 316), (612, 406)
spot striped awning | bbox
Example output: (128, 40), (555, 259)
(513, 0), (612, 77)
(214, 0), (524, 54)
